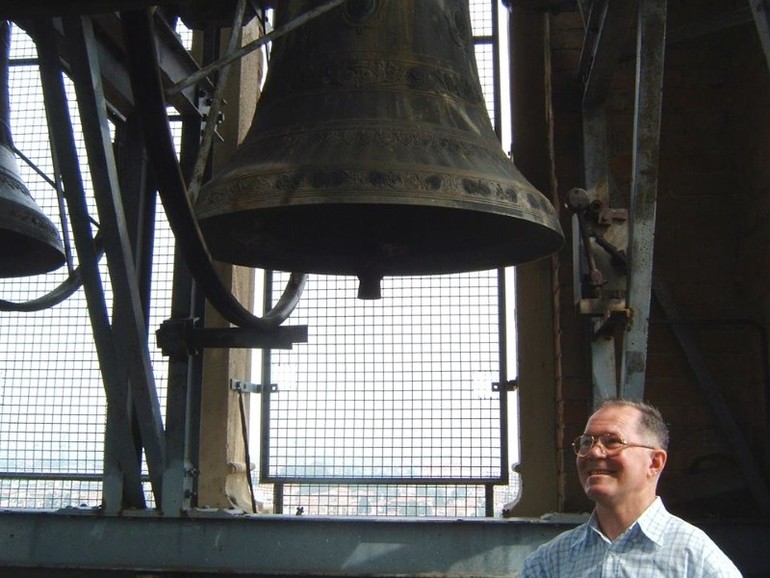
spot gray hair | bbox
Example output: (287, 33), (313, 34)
(597, 398), (670, 451)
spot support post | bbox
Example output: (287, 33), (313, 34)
(195, 19), (264, 512)
(508, 3), (559, 515)
(621, 0), (667, 400)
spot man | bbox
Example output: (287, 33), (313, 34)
(521, 399), (742, 577)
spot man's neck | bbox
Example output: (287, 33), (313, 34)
(594, 495), (657, 541)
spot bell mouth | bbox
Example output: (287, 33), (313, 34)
(198, 203), (564, 278)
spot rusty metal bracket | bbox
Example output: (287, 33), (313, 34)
(156, 317), (308, 358)
(567, 187), (628, 315)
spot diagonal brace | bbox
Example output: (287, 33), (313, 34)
(62, 15), (167, 503)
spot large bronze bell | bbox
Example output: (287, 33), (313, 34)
(196, 0), (563, 297)
(0, 21), (65, 278)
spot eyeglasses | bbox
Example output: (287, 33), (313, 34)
(572, 434), (657, 457)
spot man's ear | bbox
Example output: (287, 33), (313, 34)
(649, 449), (667, 478)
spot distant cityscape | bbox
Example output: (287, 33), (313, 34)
(0, 458), (521, 518)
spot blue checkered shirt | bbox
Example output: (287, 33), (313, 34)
(520, 498), (742, 577)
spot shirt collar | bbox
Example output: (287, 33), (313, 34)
(635, 496), (666, 546)
(573, 497), (666, 548)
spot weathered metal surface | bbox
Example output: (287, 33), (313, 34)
(35, 18), (148, 509)
(578, 108), (627, 401)
(579, 0), (638, 108)
(749, 0), (770, 72)
(63, 14), (168, 505)
(620, 0), (667, 400)
(0, 509), (767, 576)
(195, 0), (563, 295)
(0, 509), (573, 576)
(15, 11), (212, 116)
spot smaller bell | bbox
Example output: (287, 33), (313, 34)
(0, 144), (66, 277)
(0, 20), (65, 278)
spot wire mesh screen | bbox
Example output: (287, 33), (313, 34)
(258, 0), (516, 517)
(263, 272), (505, 484)
(0, 24), (181, 509)
(280, 483), (490, 517)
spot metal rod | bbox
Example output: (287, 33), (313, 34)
(0, 472), (150, 482)
(498, 268), (510, 488)
(159, 113), (205, 515)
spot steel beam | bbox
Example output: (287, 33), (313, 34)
(0, 509), (767, 576)
(620, 0), (666, 400)
(749, 0), (770, 72)
(17, 11), (209, 117)
(159, 113), (206, 516)
(0, 510), (575, 576)
(581, 106), (619, 401)
(35, 19), (147, 509)
(579, 0), (638, 108)
(63, 15), (167, 502)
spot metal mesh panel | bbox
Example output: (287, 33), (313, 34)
(469, 0), (495, 37)
(0, 478), (102, 509)
(264, 273), (504, 486)
(470, 0), (499, 127)
(475, 42), (497, 126)
(0, 24), (182, 509)
(281, 484), (489, 517)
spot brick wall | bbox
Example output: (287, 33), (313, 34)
(547, 0), (770, 518)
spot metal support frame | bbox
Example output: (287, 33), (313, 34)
(159, 113), (206, 516)
(1, 509), (766, 576)
(579, 0), (638, 109)
(64, 14), (168, 503)
(620, 0), (666, 399)
(576, 0), (637, 402)
(35, 18), (149, 510)
(575, 0), (770, 513)
(575, 0), (666, 401)
(749, 0), (770, 72)
(17, 8), (309, 515)
(580, 107), (622, 403)
(15, 12), (212, 117)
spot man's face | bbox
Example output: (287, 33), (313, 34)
(576, 405), (663, 508)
